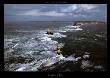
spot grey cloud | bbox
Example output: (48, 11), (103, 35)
(4, 4), (107, 22)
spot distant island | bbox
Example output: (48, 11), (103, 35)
(73, 21), (106, 26)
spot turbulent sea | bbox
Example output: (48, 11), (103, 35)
(4, 21), (83, 71)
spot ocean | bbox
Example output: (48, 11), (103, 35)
(4, 21), (83, 71)
(4, 22), (82, 71)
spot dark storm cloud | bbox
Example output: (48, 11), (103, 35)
(4, 4), (107, 21)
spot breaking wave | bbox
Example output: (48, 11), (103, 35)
(4, 25), (83, 71)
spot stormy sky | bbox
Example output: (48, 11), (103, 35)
(4, 4), (107, 22)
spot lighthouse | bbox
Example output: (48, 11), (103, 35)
(46, 26), (54, 35)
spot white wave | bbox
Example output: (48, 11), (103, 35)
(65, 25), (83, 31)
(16, 67), (26, 71)
(38, 31), (67, 39)
(15, 53), (81, 71)
(53, 33), (67, 38)
(5, 24), (83, 71)
(40, 36), (52, 41)
(56, 25), (83, 33)
(12, 43), (19, 48)
(64, 56), (81, 61)
(80, 60), (93, 69)
(4, 38), (20, 42)
(83, 55), (90, 59)
(4, 39), (13, 42)
(83, 52), (90, 59)
(94, 65), (103, 69)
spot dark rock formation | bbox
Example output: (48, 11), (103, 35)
(46, 31), (54, 35)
